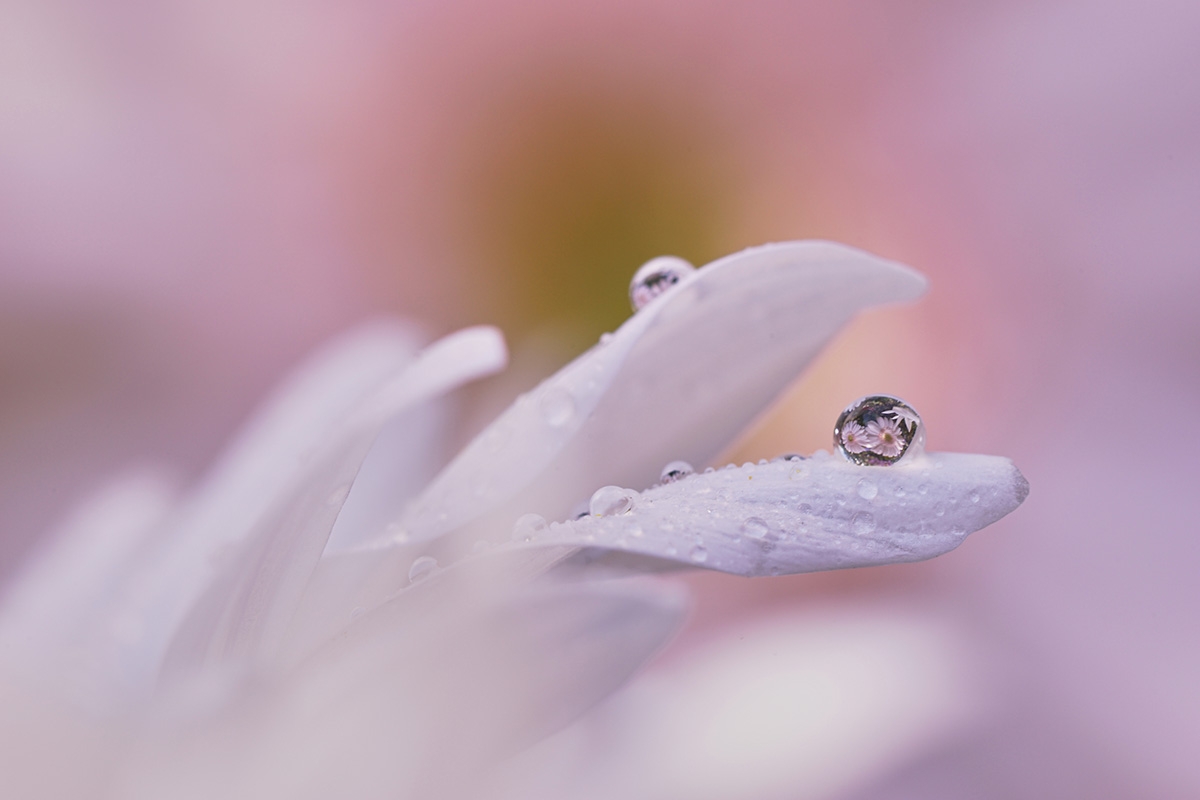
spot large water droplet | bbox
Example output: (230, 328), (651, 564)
(589, 485), (636, 517)
(689, 544), (708, 563)
(408, 556), (438, 583)
(856, 478), (878, 500)
(539, 387), (575, 427)
(852, 512), (877, 535)
(741, 517), (769, 539)
(660, 460), (694, 484)
(833, 395), (925, 466)
(629, 256), (696, 311)
(511, 512), (548, 542)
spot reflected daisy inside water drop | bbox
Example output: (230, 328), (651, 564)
(834, 395), (925, 466)
(629, 256), (696, 311)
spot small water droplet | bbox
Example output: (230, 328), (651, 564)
(408, 556), (438, 583)
(833, 395), (925, 466)
(894, 485), (907, 498)
(660, 460), (694, 484)
(689, 544), (708, 563)
(350, 606), (365, 619)
(385, 522), (410, 544)
(326, 484), (351, 506)
(856, 478), (878, 500)
(798, 502), (813, 514)
(590, 485), (636, 517)
(539, 387), (575, 427)
(511, 513), (548, 541)
(852, 512), (877, 535)
(599, 332), (614, 345)
(629, 256), (696, 311)
(918, 483), (930, 495)
(970, 491), (981, 504)
(703, 466), (715, 474)
(934, 503), (946, 517)
(757, 458), (769, 466)
(741, 517), (769, 539)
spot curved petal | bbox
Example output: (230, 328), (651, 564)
(157, 326), (508, 680)
(394, 241), (927, 546)
(121, 581), (686, 800)
(507, 452), (1028, 576)
(0, 469), (177, 696)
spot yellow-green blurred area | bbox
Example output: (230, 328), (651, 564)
(457, 79), (737, 348)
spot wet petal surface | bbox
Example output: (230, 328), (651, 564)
(508, 452), (1028, 576)
(397, 242), (927, 546)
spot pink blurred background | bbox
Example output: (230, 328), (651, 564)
(2, 1), (1197, 796)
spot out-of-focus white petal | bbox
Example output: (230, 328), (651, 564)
(514, 452), (1028, 576)
(395, 242), (926, 546)
(0, 469), (176, 687)
(120, 580), (686, 800)
(158, 325), (507, 680)
(487, 608), (985, 800)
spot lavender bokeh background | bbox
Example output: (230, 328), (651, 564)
(2, 1), (1197, 796)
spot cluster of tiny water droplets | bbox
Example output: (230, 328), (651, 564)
(629, 256), (696, 311)
(589, 485), (637, 517)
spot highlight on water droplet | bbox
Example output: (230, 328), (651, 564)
(741, 517), (769, 539)
(589, 485), (637, 517)
(408, 555), (438, 583)
(629, 256), (696, 311)
(852, 512), (877, 535)
(856, 478), (878, 500)
(511, 512), (548, 542)
(659, 460), (694, 484)
(834, 395), (925, 466)
(539, 386), (575, 427)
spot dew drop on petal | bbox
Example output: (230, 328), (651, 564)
(408, 556), (438, 583)
(629, 256), (696, 311)
(326, 484), (351, 506)
(660, 460), (695, 484)
(590, 485), (636, 517)
(741, 517), (769, 539)
(852, 512), (877, 535)
(856, 478), (878, 500)
(689, 544), (708, 563)
(511, 512), (548, 542)
(833, 395), (925, 466)
(539, 386), (575, 427)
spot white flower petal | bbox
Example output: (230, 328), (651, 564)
(156, 325), (508, 680)
(515, 453), (1028, 576)
(489, 608), (984, 800)
(0, 469), (177, 687)
(122, 581), (685, 800)
(397, 241), (926, 546)
(67, 323), (501, 700)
